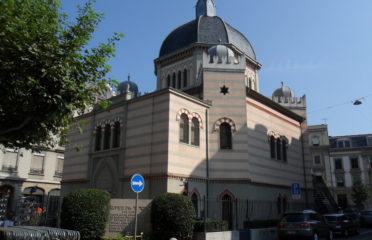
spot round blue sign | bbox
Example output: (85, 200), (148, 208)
(131, 174), (145, 193)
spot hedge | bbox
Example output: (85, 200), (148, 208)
(61, 188), (111, 240)
(151, 193), (196, 240)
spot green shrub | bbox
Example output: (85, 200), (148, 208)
(61, 188), (111, 240)
(193, 220), (229, 232)
(151, 193), (196, 240)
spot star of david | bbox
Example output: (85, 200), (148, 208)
(220, 85), (229, 95)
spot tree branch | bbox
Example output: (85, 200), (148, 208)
(0, 116), (33, 136)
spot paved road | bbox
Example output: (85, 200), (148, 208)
(335, 228), (372, 240)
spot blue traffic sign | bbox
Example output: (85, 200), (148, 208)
(131, 174), (145, 193)
(291, 183), (301, 195)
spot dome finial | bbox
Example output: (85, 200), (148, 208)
(127, 74), (131, 82)
(281, 81), (284, 87)
(196, 0), (216, 18)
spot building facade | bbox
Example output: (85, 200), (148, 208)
(308, 125), (372, 209)
(62, 0), (314, 227)
(0, 146), (63, 225)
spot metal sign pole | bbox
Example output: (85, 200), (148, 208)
(134, 192), (138, 240)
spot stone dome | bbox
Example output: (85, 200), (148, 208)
(159, 16), (256, 60)
(208, 45), (235, 63)
(272, 84), (295, 99)
(117, 79), (139, 97)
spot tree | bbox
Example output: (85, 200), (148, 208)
(351, 180), (369, 210)
(0, 0), (122, 150)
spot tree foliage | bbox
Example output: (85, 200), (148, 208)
(0, 0), (122, 150)
(351, 180), (369, 210)
(151, 193), (196, 240)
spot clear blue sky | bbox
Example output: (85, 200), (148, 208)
(61, 0), (372, 136)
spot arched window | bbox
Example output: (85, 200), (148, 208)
(282, 139), (287, 162)
(167, 75), (171, 88)
(172, 73), (176, 88)
(222, 194), (233, 229)
(277, 194), (282, 214)
(270, 136), (276, 159)
(178, 71), (182, 89)
(191, 118), (200, 146)
(103, 124), (111, 150)
(282, 195), (287, 213)
(112, 122), (120, 148)
(220, 123), (232, 149)
(276, 138), (282, 160)
(179, 114), (189, 143)
(191, 193), (198, 216)
(95, 126), (102, 151)
(183, 69), (188, 88)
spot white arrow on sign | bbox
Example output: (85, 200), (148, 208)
(132, 180), (143, 187)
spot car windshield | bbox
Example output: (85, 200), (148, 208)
(324, 216), (339, 222)
(361, 211), (372, 216)
(282, 214), (306, 222)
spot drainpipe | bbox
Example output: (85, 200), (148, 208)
(205, 108), (209, 219)
(300, 120), (309, 208)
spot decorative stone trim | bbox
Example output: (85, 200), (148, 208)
(94, 117), (123, 133)
(176, 109), (203, 128)
(219, 189), (236, 200)
(213, 117), (236, 132)
(191, 112), (203, 129)
(190, 188), (201, 200)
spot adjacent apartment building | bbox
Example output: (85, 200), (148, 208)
(309, 125), (372, 209)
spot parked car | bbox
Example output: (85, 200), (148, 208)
(277, 210), (333, 240)
(360, 210), (372, 226)
(323, 213), (359, 237)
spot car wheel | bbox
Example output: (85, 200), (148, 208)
(327, 230), (333, 240)
(312, 232), (319, 240)
(343, 229), (349, 237)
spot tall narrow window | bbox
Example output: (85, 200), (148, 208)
(222, 194), (233, 229)
(103, 124), (111, 150)
(183, 69), (188, 88)
(282, 139), (287, 161)
(30, 153), (45, 174)
(2, 149), (18, 172)
(167, 75), (171, 87)
(179, 114), (189, 143)
(191, 193), (198, 216)
(270, 136), (276, 159)
(172, 73), (176, 88)
(351, 157), (359, 169)
(112, 122), (121, 148)
(95, 126), (102, 151)
(191, 118), (200, 146)
(335, 158), (343, 170)
(55, 154), (64, 177)
(178, 71), (182, 89)
(220, 123), (232, 149)
(276, 138), (282, 160)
